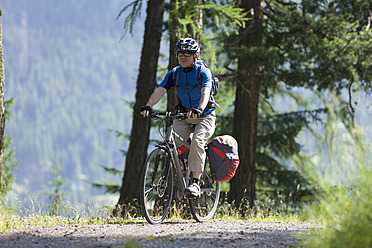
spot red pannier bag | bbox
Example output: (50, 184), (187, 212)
(208, 135), (239, 182)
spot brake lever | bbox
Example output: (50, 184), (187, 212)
(151, 113), (160, 119)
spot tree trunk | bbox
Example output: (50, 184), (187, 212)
(0, 7), (5, 189)
(229, 0), (263, 210)
(166, 0), (179, 112)
(116, 0), (165, 209)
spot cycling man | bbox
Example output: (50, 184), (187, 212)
(140, 38), (216, 197)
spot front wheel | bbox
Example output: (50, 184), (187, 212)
(189, 157), (220, 222)
(140, 148), (174, 224)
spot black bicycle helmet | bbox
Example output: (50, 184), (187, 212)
(174, 38), (200, 54)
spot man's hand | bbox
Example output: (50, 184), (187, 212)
(140, 105), (152, 117)
(188, 107), (203, 119)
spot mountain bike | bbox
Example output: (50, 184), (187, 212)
(140, 111), (220, 224)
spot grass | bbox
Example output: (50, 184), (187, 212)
(214, 199), (302, 223)
(0, 198), (305, 248)
(1, 195), (305, 234)
(0, 200), (144, 233)
(0, 211), (136, 233)
(302, 166), (372, 247)
(300, 119), (372, 247)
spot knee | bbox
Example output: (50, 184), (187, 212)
(191, 138), (205, 151)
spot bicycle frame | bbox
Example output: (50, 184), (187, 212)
(158, 117), (191, 193)
(141, 111), (221, 224)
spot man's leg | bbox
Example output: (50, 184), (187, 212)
(188, 115), (216, 175)
(185, 115), (216, 196)
(173, 119), (194, 148)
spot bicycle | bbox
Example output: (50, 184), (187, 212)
(140, 111), (221, 224)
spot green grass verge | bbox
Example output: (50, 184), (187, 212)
(1, 198), (304, 233)
(300, 121), (372, 247)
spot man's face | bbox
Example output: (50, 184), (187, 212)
(177, 51), (197, 68)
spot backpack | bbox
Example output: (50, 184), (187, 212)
(172, 59), (220, 107)
(208, 135), (239, 182)
(195, 59), (220, 96)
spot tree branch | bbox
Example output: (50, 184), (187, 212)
(348, 82), (355, 118)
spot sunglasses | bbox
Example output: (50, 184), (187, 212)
(177, 51), (194, 57)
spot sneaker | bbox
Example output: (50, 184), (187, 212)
(185, 182), (201, 197)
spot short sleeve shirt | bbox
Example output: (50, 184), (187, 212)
(159, 63), (214, 116)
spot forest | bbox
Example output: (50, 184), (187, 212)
(1, 0), (372, 246)
(1, 0), (371, 221)
(1, 0), (145, 206)
(114, 0), (372, 215)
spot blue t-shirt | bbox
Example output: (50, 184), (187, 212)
(159, 63), (215, 116)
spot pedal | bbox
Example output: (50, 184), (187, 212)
(184, 190), (201, 198)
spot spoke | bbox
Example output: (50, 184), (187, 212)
(144, 187), (155, 197)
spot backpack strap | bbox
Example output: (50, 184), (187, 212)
(172, 66), (180, 87)
(174, 64), (202, 90)
(195, 64), (202, 87)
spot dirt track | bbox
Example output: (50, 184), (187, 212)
(0, 220), (313, 247)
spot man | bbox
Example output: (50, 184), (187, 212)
(140, 38), (216, 197)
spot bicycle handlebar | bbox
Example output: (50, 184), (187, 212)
(149, 110), (188, 120)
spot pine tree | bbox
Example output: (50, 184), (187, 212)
(226, 0), (372, 210)
(116, 0), (166, 210)
(0, 99), (18, 200)
(45, 161), (69, 216)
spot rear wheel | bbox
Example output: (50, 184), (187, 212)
(140, 148), (174, 224)
(189, 157), (220, 222)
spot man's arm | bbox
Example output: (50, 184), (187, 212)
(146, 87), (167, 107)
(198, 87), (211, 110)
(188, 86), (211, 118)
(141, 87), (167, 117)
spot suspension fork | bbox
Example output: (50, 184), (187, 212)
(151, 154), (161, 186)
(150, 145), (172, 189)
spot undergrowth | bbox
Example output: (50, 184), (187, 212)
(299, 107), (372, 247)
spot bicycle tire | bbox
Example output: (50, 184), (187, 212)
(189, 157), (220, 222)
(140, 148), (174, 224)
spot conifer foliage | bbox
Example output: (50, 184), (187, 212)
(225, 0), (372, 209)
(116, 0), (372, 212)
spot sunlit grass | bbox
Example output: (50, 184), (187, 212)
(1, 194), (304, 233)
(0, 200), (144, 233)
(214, 198), (302, 223)
(301, 117), (372, 247)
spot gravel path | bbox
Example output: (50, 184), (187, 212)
(0, 220), (312, 247)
